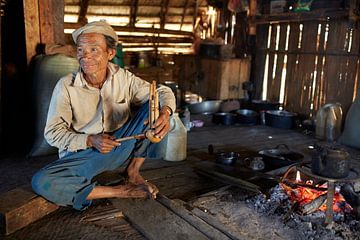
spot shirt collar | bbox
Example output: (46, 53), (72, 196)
(73, 62), (120, 88)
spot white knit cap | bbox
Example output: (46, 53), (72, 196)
(72, 21), (118, 44)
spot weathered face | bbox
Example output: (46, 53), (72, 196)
(76, 33), (115, 75)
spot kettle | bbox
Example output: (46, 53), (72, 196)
(315, 103), (342, 142)
(311, 145), (350, 179)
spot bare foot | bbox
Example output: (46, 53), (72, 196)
(126, 174), (159, 199)
(114, 183), (149, 198)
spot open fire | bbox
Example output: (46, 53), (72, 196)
(281, 169), (353, 215)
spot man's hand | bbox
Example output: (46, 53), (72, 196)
(87, 133), (120, 154)
(153, 106), (171, 139)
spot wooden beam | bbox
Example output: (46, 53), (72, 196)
(38, 0), (65, 44)
(77, 0), (90, 24)
(255, 9), (348, 25)
(0, 186), (59, 235)
(65, 33), (192, 44)
(129, 0), (139, 27)
(180, 0), (190, 30)
(160, 0), (170, 29)
(64, 22), (194, 36)
(23, 0), (41, 64)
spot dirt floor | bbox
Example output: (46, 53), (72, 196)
(1, 115), (360, 239)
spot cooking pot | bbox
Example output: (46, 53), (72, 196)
(235, 109), (259, 125)
(311, 145), (350, 178)
(215, 151), (240, 165)
(188, 100), (222, 114)
(258, 144), (304, 168)
(208, 144), (239, 165)
(212, 112), (237, 125)
(265, 110), (297, 129)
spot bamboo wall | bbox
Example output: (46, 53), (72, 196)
(254, 20), (360, 117)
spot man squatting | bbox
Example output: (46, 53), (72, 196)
(31, 21), (176, 210)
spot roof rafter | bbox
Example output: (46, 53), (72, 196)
(180, 0), (190, 30)
(77, 0), (90, 24)
(129, 0), (139, 27)
(160, 0), (169, 29)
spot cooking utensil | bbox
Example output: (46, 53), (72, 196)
(311, 144), (350, 178)
(208, 144), (239, 165)
(258, 144), (304, 168)
(215, 151), (240, 165)
(244, 156), (265, 171)
(188, 100), (222, 114)
(235, 109), (259, 125)
(212, 112), (237, 125)
(265, 110), (297, 129)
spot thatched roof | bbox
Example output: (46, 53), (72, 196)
(64, 0), (210, 53)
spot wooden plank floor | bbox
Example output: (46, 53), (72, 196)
(3, 121), (360, 239)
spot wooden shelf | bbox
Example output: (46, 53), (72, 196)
(254, 8), (349, 24)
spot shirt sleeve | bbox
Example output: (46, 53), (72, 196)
(44, 80), (89, 153)
(125, 70), (176, 112)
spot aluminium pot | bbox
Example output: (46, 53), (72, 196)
(265, 110), (297, 129)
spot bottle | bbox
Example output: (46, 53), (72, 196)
(182, 107), (191, 131)
(164, 113), (187, 161)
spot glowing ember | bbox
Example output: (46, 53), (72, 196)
(281, 171), (352, 213)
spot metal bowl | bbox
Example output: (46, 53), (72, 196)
(188, 100), (222, 114)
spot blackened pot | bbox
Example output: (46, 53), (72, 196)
(235, 109), (259, 125)
(212, 112), (237, 125)
(265, 110), (297, 129)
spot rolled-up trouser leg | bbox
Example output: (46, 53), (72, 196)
(32, 103), (151, 210)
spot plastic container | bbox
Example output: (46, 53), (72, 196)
(315, 103), (343, 142)
(164, 113), (187, 161)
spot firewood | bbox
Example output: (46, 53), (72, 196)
(298, 193), (327, 215)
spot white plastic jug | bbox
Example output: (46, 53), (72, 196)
(164, 113), (187, 161)
(315, 103), (343, 142)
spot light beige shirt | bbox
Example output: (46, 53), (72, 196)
(45, 62), (176, 157)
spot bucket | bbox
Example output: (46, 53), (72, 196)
(164, 113), (187, 161)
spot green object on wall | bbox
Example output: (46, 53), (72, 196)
(294, 0), (313, 12)
(111, 44), (125, 68)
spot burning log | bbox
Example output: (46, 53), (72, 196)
(298, 193), (327, 215)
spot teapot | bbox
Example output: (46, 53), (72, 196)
(311, 145), (350, 179)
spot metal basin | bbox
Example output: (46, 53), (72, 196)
(188, 100), (222, 114)
(265, 110), (297, 129)
(212, 112), (237, 125)
(235, 109), (259, 125)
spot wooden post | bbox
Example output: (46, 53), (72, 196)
(23, 0), (41, 65)
(38, 0), (65, 45)
(23, 0), (65, 64)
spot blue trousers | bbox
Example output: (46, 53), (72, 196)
(32, 103), (152, 210)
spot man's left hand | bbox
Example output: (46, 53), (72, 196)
(152, 107), (171, 139)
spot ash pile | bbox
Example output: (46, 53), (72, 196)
(246, 184), (360, 240)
